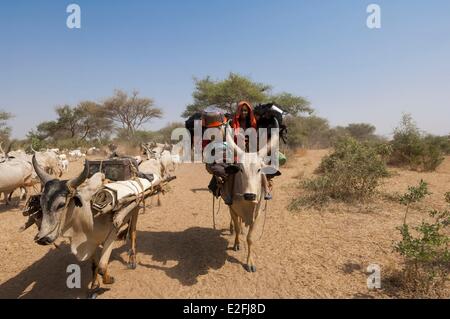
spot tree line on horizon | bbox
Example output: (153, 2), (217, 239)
(1, 73), (449, 170)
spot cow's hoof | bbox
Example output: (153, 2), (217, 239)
(102, 276), (115, 285)
(233, 244), (240, 252)
(88, 292), (98, 299)
(244, 264), (257, 273)
(128, 252), (137, 269)
(88, 287), (100, 299)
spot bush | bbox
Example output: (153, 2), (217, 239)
(394, 182), (450, 297)
(289, 137), (389, 209)
(389, 114), (445, 171)
(423, 134), (450, 156)
(285, 115), (333, 149)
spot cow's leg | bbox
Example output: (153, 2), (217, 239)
(90, 257), (101, 290)
(230, 209), (240, 251)
(3, 192), (10, 206)
(20, 187), (27, 201)
(128, 207), (139, 270)
(23, 186), (31, 204)
(246, 223), (257, 273)
(229, 204), (234, 235)
(8, 190), (14, 203)
(157, 193), (161, 206)
(1, 192), (6, 206)
(97, 228), (117, 285)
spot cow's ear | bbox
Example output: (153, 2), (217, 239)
(260, 166), (282, 177)
(73, 195), (83, 207)
(272, 170), (282, 177)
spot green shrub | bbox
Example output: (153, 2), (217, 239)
(423, 134), (450, 156)
(394, 182), (450, 297)
(285, 115), (333, 149)
(389, 114), (445, 171)
(289, 137), (389, 209)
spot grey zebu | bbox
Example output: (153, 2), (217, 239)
(31, 155), (140, 295)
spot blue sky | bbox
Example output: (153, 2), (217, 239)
(1, 0), (449, 138)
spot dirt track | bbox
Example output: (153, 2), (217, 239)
(1, 151), (449, 299)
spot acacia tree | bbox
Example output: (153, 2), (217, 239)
(182, 73), (271, 117)
(345, 123), (377, 141)
(29, 102), (114, 145)
(56, 105), (82, 138)
(77, 101), (113, 141)
(270, 92), (313, 116)
(103, 90), (163, 137)
(182, 73), (312, 117)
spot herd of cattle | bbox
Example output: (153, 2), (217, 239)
(0, 142), (182, 206)
(1, 134), (279, 297)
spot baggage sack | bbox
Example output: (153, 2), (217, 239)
(185, 106), (232, 146)
(87, 158), (137, 181)
(254, 103), (288, 144)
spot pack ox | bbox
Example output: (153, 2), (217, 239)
(30, 155), (140, 297)
(223, 129), (281, 273)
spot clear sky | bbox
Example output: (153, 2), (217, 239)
(1, 0), (449, 139)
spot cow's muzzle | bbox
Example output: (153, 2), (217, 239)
(35, 232), (57, 246)
(35, 236), (54, 246)
(243, 193), (257, 201)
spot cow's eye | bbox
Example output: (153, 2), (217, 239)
(56, 203), (66, 210)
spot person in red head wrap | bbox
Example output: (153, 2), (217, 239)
(233, 101), (258, 132)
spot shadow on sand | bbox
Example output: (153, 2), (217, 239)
(116, 227), (230, 286)
(0, 227), (232, 298)
(0, 244), (92, 299)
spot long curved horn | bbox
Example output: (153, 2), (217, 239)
(258, 118), (280, 158)
(32, 155), (53, 185)
(0, 142), (4, 155)
(6, 142), (12, 155)
(67, 161), (89, 189)
(225, 127), (245, 158)
(141, 143), (151, 160)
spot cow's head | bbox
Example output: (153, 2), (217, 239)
(32, 155), (89, 245)
(226, 130), (281, 204)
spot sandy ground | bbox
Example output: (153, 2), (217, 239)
(0, 150), (449, 299)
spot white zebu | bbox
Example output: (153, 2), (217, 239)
(0, 145), (34, 205)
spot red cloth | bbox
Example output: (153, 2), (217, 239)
(232, 101), (258, 134)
